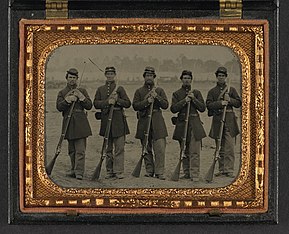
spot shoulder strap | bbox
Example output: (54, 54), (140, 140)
(217, 86), (229, 100)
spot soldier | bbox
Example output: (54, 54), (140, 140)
(206, 67), (241, 178)
(93, 67), (131, 179)
(132, 67), (169, 180)
(170, 70), (206, 182)
(56, 68), (93, 180)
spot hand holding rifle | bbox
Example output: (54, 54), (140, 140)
(187, 91), (195, 100)
(65, 95), (78, 103)
(147, 87), (157, 103)
(72, 89), (86, 101)
(108, 91), (118, 105)
(46, 62), (87, 175)
(91, 87), (118, 180)
(131, 87), (156, 178)
(205, 80), (231, 183)
(91, 103), (115, 180)
(131, 101), (154, 177)
(171, 98), (191, 181)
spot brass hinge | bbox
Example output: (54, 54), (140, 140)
(46, 0), (68, 19)
(220, 0), (242, 19)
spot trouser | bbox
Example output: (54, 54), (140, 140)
(68, 138), (87, 177)
(181, 127), (201, 179)
(141, 137), (166, 175)
(106, 135), (125, 175)
(217, 126), (235, 173)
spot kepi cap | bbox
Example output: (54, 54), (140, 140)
(105, 67), (116, 74)
(215, 67), (228, 76)
(143, 66), (156, 78)
(180, 70), (193, 79)
(66, 68), (79, 76)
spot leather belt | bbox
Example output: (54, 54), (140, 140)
(113, 107), (122, 110)
(152, 109), (161, 113)
(226, 109), (234, 112)
(179, 113), (199, 117)
(72, 109), (84, 113)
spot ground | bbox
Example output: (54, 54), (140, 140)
(45, 81), (241, 189)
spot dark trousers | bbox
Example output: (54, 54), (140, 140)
(217, 126), (235, 173)
(68, 138), (87, 177)
(106, 136), (125, 175)
(141, 137), (166, 175)
(180, 127), (201, 179)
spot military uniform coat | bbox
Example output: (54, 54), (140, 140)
(56, 85), (92, 140)
(133, 85), (168, 140)
(94, 81), (131, 138)
(206, 82), (242, 139)
(171, 86), (206, 142)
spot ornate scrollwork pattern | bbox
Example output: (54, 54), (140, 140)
(21, 20), (267, 212)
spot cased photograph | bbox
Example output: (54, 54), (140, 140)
(18, 18), (269, 215)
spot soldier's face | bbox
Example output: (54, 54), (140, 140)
(105, 72), (116, 82)
(66, 74), (78, 86)
(216, 73), (227, 84)
(182, 75), (192, 86)
(144, 73), (155, 85)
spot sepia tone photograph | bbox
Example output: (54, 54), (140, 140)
(45, 44), (242, 189)
(18, 18), (269, 214)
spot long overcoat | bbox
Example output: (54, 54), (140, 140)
(133, 85), (168, 140)
(56, 85), (92, 140)
(171, 86), (206, 142)
(206, 83), (242, 139)
(93, 81), (131, 138)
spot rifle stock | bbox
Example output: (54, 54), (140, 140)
(45, 103), (76, 175)
(91, 104), (114, 180)
(171, 99), (191, 181)
(91, 82), (120, 180)
(132, 97), (154, 177)
(46, 139), (63, 175)
(46, 153), (59, 175)
(45, 62), (87, 176)
(204, 147), (220, 183)
(131, 155), (143, 177)
(205, 107), (227, 183)
(205, 80), (231, 183)
(91, 155), (105, 180)
(171, 159), (181, 181)
(91, 137), (108, 180)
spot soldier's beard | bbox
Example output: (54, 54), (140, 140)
(68, 81), (77, 88)
(145, 79), (154, 86)
(183, 82), (191, 87)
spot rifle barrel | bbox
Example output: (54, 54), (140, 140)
(171, 100), (191, 181)
(132, 99), (155, 177)
(45, 62), (87, 175)
(205, 79), (231, 183)
(91, 99), (115, 180)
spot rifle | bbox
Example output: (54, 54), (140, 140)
(171, 99), (191, 181)
(205, 80), (231, 183)
(91, 84), (119, 180)
(131, 87), (156, 177)
(91, 103), (115, 180)
(46, 62), (87, 175)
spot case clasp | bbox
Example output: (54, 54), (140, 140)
(220, 0), (242, 19)
(46, 0), (68, 19)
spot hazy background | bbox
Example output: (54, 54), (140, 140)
(45, 44), (241, 87)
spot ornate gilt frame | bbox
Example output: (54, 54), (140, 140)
(19, 18), (269, 215)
